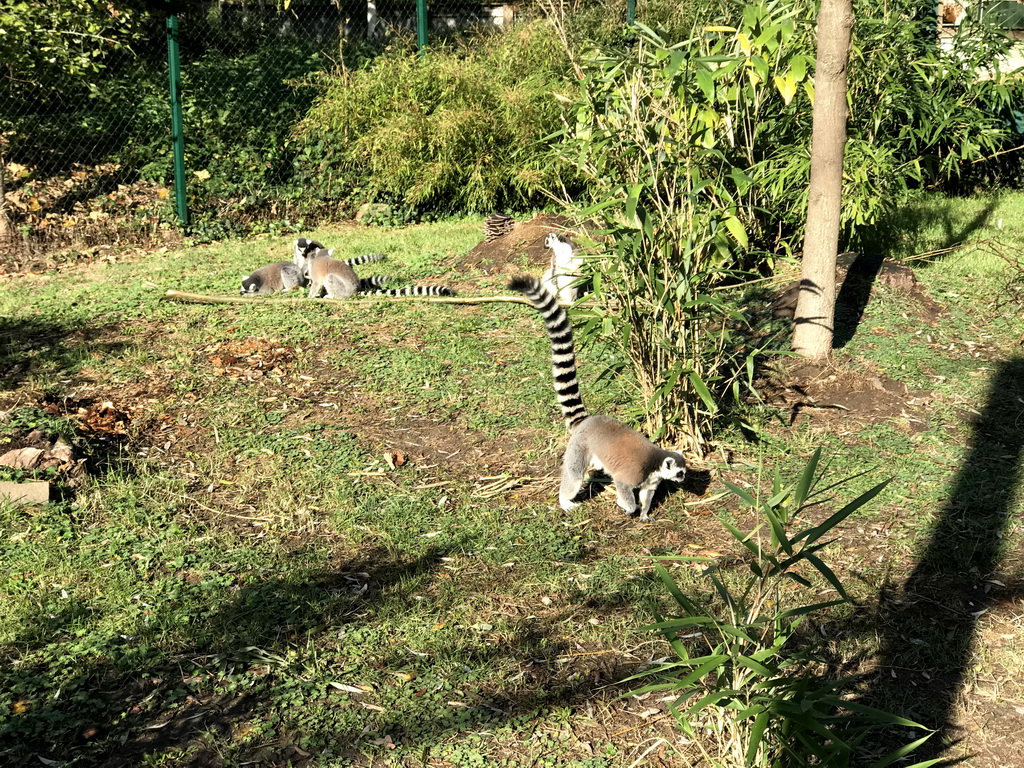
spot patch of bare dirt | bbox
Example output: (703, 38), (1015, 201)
(455, 214), (574, 274)
(772, 252), (945, 324)
(762, 358), (934, 432)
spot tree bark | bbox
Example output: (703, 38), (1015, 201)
(792, 0), (854, 360)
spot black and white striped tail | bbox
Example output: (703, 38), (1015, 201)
(507, 276), (588, 431)
(372, 285), (455, 297)
(358, 276), (392, 292)
(343, 253), (387, 267)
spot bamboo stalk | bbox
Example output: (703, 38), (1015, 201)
(160, 289), (535, 307)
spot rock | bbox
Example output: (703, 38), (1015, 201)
(0, 480), (50, 505)
(0, 446), (45, 470)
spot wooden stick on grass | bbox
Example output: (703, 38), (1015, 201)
(160, 289), (535, 307)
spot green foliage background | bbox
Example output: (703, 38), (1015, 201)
(1, 0), (1022, 243)
(294, 20), (579, 216)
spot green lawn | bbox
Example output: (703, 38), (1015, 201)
(2, 192), (1024, 767)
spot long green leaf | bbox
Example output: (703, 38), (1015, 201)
(673, 656), (732, 689)
(746, 710), (770, 765)
(733, 654), (774, 677)
(654, 562), (703, 614)
(722, 480), (757, 509)
(688, 370), (719, 414)
(719, 517), (763, 559)
(793, 447), (822, 509)
(776, 598), (846, 621)
(794, 479), (891, 546)
(764, 504), (793, 555)
(803, 552), (850, 601)
(867, 733), (939, 768)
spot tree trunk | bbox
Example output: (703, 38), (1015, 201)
(792, 0), (854, 360)
(0, 154), (14, 261)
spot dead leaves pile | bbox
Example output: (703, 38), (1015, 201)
(204, 337), (297, 381)
(0, 433), (74, 472)
(3, 161), (169, 232)
(76, 401), (130, 436)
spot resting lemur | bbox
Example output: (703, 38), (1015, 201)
(297, 247), (454, 299)
(241, 262), (307, 295)
(541, 232), (585, 305)
(509, 276), (686, 522)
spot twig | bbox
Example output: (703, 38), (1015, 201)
(971, 142), (1024, 164)
(554, 649), (624, 659)
(900, 237), (1002, 263)
(160, 289), (534, 307)
(611, 715), (673, 739)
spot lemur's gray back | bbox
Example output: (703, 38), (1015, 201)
(241, 262), (306, 295)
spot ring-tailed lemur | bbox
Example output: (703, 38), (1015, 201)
(301, 248), (455, 299)
(541, 232), (585, 305)
(241, 262), (307, 295)
(293, 237), (326, 264)
(293, 241), (387, 280)
(509, 275), (686, 522)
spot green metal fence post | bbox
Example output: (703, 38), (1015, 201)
(166, 2), (189, 227)
(416, 0), (428, 56)
(627, 0), (636, 26)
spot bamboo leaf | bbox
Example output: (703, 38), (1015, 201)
(724, 216), (748, 248)
(794, 479), (892, 546)
(793, 447), (822, 509)
(688, 370), (719, 413)
(746, 710), (769, 764)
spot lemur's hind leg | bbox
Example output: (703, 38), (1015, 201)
(614, 480), (640, 516)
(559, 438), (591, 512)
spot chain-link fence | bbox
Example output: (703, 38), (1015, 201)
(0, 1), (637, 266)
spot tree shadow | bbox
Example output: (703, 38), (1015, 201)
(778, 195), (1003, 350)
(832, 252), (885, 349)
(0, 317), (128, 392)
(857, 196), (1000, 263)
(0, 536), (640, 767)
(857, 357), (1024, 763)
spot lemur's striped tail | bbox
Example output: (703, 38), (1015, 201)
(358, 276), (392, 292)
(507, 276), (588, 431)
(343, 253), (387, 267)
(371, 285), (455, 297)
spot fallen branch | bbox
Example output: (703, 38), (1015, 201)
(900, 236), (1007, 264)
(160, 289), (535, 307)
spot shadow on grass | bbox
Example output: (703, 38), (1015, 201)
(831, 252), (885, 349)
(858, 196), (1000, 261)
(0, 317), (127, 392)
(859, 357), (1024, 763)
(0, 538), (637, 767)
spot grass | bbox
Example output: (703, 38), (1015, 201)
(1, 191), (1024, 767)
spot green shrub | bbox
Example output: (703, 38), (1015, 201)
(551, 0), (1021, 448)
(554, 4), (810, 449)
(632, 449), (936, 767)
(295, 21), (582, 215)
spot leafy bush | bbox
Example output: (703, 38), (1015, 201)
(632, 449), (935, 767)
(551, 0), (1021, 448)
(295, 21), (582, 215)
(554, 4), (810, 450)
